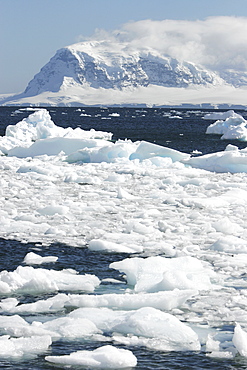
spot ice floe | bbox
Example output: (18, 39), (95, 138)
(205, 109), (247, 140)
(1, 108), (247, 364)
(45, 345), (137, 368)
(0, 266), (100, 294)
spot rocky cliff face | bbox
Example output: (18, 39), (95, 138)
(23, 41), (224, 97)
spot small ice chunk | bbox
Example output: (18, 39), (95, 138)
(41, 317), (101, 338)
(0, 298), (19, 311)
(211, 235), (247, 254)
(205, 112), (247, 141)
(45, 345), (137, 368)
(212, 217), (243, 235)
(65, 290), (197, 311)
(88, 239), (143, 253)
(0, 266), (100, 294)
(110, 256), (214, 292)
(206, 334), (220, 352)
(0, 335), (52, 358)
(130, 141), (190, 162)
(117, 186), (135, 199)
(23, 252), (58, 265)
(233, 323), (247, 357)
(203, 110), (242, 120)
(37, 204), (69, 216)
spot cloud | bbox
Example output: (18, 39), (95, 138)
(86, 17), (247, 72)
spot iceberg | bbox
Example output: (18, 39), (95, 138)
(205, 110), (247, 141)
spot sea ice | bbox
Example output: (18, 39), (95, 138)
(0, 266), (100, 294)
(0, 290), (196, 314)
(45, 345), (137, 368)
(88, 239), (143, 253)
(110, 256), (216, 292)
(0, 335), (51, 358)
(233, 323), (247, 357)
(64, 290), (197, 311)
(183, 148), (247, 173)
(129, 140), (190, 162)
(205, 110), (247, 140)
(23, 252), (58, 265)
(211, 235), (247, 253)
(68, 307), (201, 351)
(41, 316), (102, 339)
(203, 110), (243, 121)
(2, 108), (247, 364)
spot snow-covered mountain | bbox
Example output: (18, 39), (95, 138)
(23, 41), (223, 96)
(1, 40), (247, 107)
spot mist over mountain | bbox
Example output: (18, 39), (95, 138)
(23, 41), (225, 97)
(2, 33), (247, 107)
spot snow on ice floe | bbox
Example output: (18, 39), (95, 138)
(0, 108), (112, 156)
(88, 239), (143, 253)
(0, 290), (196, 314)
(232, 324), (247, 357)
(0, 305), (200, 351)
(23, 251), (58, 265)
(45, 345), (137, 368)
(203, 110), (243, 121)
(205, 110), (247, 141)
(183, 145), (247, 173)
(68, 306), (201, 352)
(110, 256), (217, 292)
(0, 266), (100, 295)
(0, 335), (51, 359)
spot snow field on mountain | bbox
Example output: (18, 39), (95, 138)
(1, 109), (247, 360)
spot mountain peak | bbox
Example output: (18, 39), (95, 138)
(22, 40), (224, 98)
(4, 39), (247, 107)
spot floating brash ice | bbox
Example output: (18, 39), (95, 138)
(1, 108), (247, 365)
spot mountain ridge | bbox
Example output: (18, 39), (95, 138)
(24, 41), (224, 96)
(1, 40), (247, 107)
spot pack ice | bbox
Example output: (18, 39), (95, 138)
(1, 108), (247, 362)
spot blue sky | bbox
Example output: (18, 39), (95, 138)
(1, 0), (247, 94)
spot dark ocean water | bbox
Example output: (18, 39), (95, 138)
(1, 106), (247, 155)
(1, 107), (247, 369)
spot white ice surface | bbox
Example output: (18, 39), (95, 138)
(233, 323), (247, 357)
(23, 252), (58, 265)
(203, 110), (243, 121)
(45, 345), (137, 368)
(68, 306), (201, 351)
(1, 109), (247, 360)
(110, 256), (217, 292)
(0, 266), (100, 294)
(205, 110), (247, 141)
(0, 290), (196, 314)
(0, 334), (51, 359)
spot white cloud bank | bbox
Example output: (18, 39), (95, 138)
(87, 17), (247, 73)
